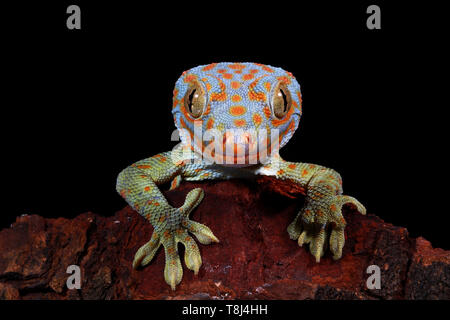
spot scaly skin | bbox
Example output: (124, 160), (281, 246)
(116, 62), (366, 290)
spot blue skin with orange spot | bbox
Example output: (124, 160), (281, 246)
(172, 62), (302, 153)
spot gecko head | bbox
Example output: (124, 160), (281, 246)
(171, 62), (302, 165)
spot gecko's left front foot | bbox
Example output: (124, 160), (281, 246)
(287, 194), (366, 262)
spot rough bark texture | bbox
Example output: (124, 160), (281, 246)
(0, 178), (449, 300)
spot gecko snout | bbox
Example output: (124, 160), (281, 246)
(219, 130), (263, 164)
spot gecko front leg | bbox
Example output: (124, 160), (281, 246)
(116, 151), (219, 290)
(257, 159), (366, 262)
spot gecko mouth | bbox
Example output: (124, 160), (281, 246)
(200, 131), (279, 165)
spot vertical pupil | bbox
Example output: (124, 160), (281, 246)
(188, 89), (197, 111)
(280, 89), (288, 112)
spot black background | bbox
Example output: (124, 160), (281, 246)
(2, 1), (448, 251)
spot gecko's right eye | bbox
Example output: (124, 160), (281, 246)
(271, 82), (292, 119)
(184, 80), (206, 119)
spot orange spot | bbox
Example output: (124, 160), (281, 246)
(164, 230), (171, 238)
(172, 98), (179, 109)
(137, 165), (151, 169)
(301, 169), (308, 177)
(250, 69), (259, 74)
(242, 74), (254, 81)
(231, 81), (241, 89)
(234, 70), (242, 74)
(223, 73), (233, 79)
(144, 186), (150, 192)
(205, 82), (212, 91)
(277, 169), (285, 175)
(228, 63), (246, 70)
(209, 76), (227, 101)
(264, 82), (271, 92)
(206, 117), (214, 129)
(147, 200), (153, 205)
(179, 116), (186, 129)
(229, 105), (246, 116)
(254, 63), (274, 73)
(277, 76), (291, 84)
(330, 204), (337, 212)
(211, 92), (227, 101)
(231, 94), (242, 102)
(288, 163), (297, 169)
(154, 202), (160, 206)
(167, 247), (175, 254)
(217, 69), (227, 73)
(202, 103), (212, 117)
(202, 63), (217, 71)
(263, 106), (271, 119)
(234, 119), (246, 127)
(248, 75), (269, 101)
(252, 113), (262, 127)
(153, 154), (167, 162)
(249, 91), (266, 102)
(287, 119), (296, 136)
(185, 236), (191, 242)
(184, 74), (197, 83)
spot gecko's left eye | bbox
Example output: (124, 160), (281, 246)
(271, 82), (292, 119)
(184, 80), (206, 119)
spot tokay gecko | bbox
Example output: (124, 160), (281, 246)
(116, 62), (366, 290)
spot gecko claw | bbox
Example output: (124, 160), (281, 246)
(164, 261), (182, 291)
(186, 220), (220, 245)
(133, 232), (161, 269)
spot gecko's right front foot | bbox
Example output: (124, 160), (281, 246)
(132, 188), (219, 290)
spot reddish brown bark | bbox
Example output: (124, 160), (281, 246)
(0, 179), (448, 299)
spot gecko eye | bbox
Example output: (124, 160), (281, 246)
(184, 80), (206, 119)
(271, 83), (292, 119)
